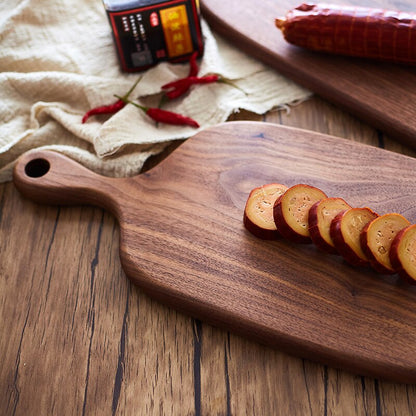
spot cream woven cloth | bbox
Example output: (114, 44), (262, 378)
(0, 0), (311, 183)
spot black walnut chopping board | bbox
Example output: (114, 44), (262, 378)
(200, 0), (416, 150)
(13, 122), (416, 383)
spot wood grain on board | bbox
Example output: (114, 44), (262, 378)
(12, 121), (416, 384)
(200, 0), (416, 150)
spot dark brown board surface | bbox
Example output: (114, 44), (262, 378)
(200, 0), (416, 150)
(13, 122), (416, 383)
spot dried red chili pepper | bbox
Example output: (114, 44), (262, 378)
(161, 51), (246, 99)
(82, 99), (125, 123)
(163, 75), (219, 90)
(146, 107), (199, 128)
(188, 51), (199, 77)
(163, 52), (201, 99)
(117, 96), (199, 128)
(82, 76), (142, 123)
(162, 75), (220, 99)
(162, 74), (246, 99)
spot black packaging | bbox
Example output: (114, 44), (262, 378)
(103, 0), (204, 72)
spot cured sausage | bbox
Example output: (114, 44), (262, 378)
(275, 3), (416, 65)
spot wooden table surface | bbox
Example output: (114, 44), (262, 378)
(2, 92), (416, 414)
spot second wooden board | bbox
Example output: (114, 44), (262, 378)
(200, 0), (416, 150)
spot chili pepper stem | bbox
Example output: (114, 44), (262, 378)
(122, 76), (143, 100)
(217, 78), (248, 95)
(116, 96), (199, 128)
(82, 76), (143, 123)
(113, 76), (144, 104)
(158, 93), (170, 109)
(114, 95), (148, 112)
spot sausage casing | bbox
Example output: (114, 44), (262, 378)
(275, 3), (416, 65)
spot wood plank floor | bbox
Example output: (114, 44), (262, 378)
(1, 96), (416, 415)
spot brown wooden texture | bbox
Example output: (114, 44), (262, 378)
(3, 98), (416, 416)
(200, 0), (416, 151)
(12, 120), (416, 384)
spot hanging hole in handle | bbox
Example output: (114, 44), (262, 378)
(25, 158), (50, 178)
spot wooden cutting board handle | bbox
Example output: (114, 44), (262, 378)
(13, 150), (127, 217)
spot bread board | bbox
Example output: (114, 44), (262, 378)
(200, 0), (416, 150)
(13, 122), (416, 383)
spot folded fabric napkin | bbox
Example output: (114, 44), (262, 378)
(0, 0), (311, 183)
